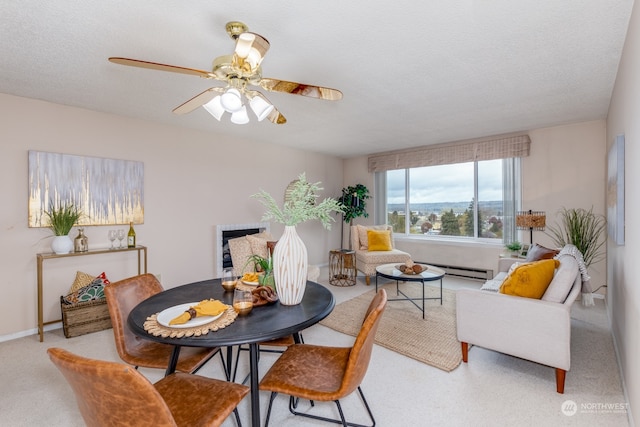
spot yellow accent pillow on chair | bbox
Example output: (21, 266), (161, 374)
(499, 259), (560, 299)
(367, 229), (393, 251)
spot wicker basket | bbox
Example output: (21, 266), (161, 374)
(60, 297), (112, 338)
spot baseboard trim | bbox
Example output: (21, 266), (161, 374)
(0, 322), (62, 343)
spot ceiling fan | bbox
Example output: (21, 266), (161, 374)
(108, 21), (343, 125)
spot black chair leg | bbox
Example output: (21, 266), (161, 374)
(191, 348), (227, 379)
(232, 407), (242, 427)
(264, 392), (278, 427)
(285, 386), (375, 427)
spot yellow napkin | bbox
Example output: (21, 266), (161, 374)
(169, 299), (228, 325)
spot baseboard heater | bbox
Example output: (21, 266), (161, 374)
(429, 263), (493, 281)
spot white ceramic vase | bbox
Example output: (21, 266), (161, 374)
(273, 225), (308, 305)
(51, 235), (73, 254)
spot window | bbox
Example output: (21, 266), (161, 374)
(379, 158), (520, 243)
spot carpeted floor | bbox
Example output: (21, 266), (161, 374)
(321, 284), (461, 372)
(0, 269), (630, 426)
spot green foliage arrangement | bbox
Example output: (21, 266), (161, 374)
(546, 207), (606, 267)
(505, 241), (522, 252)
(44, 202), (82, 236)
(246, 254), (272, 274)
(251, 173), (344, 229)
(339, 184), (370, 224)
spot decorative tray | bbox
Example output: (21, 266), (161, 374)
(395, 264), (427, 275)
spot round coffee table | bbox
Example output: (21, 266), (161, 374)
(375, 263), (445, 319)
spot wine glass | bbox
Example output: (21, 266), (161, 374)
(108, 230), (117, 250)
(221, 267), (237, 291)
(233, 289), (253, 316)
(116, 229), (125, 249)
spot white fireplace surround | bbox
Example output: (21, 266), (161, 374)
(215, 222), (270, 277)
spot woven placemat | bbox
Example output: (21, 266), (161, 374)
(143, 307), (237, 338)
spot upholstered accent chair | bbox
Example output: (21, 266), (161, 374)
(104, 274), (226, 376)
(228, 231), (320, 282)
(350, 224), (411, 285)
(259, 289), (388, 427)
(48, 347), (249, 427)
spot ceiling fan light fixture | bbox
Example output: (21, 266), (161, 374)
(202, 96), (225, 120)
(249, 94), (274, 121)
(230, 105), (250, 125)
(220, 88), (243, 112)
(235, 33), (255, 58)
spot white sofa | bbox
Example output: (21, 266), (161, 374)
(456, 255), (581, 393)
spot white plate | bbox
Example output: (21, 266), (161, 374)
(242, 280), (259, 286)
(156, 302), (224, 329)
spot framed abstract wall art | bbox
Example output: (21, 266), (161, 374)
(28, 151), (144, 227)
(606, 135), (624, 245)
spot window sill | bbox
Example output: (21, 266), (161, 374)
(393, 234), (504, 249)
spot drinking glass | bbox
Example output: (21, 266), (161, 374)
(108, 230), (117, 250)
(221, 267), (237, 291)
(233, 289), (253, 316)
(116, 229), (125, 249)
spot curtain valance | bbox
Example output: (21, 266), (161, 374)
(368, 133), (530, 173)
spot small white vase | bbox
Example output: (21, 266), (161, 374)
(51, 235), (73, 254)
(273, 225), (308, 305)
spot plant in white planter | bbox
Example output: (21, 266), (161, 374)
(252, 173), (343, 304)
(44, 202), (83, 254)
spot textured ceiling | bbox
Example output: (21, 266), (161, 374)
(0, 1), (633, 158)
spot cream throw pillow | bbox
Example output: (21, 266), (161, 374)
(246, 231), (273, 260)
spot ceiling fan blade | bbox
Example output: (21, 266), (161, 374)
(266, 107), (287, 125)
(109, 57), (214, 79)
(259, 78), (343, 101)
(172, 87), (225, 115)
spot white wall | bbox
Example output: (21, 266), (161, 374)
(0, 93), (344, 338)
(344, 120), (607, 283)
(606, 0), (640, 423)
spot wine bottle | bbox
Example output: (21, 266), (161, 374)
(127, 222), (136, 248)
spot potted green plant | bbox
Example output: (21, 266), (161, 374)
(545, 207), (606, 267)
(246, 254), (275, 290)
(252, 173), (344, 305)
(338, 184), (370, 249)
(44, 202), (83, 254)
(505, 241), (522, 252)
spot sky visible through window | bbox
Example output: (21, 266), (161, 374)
(387, 160), (503, 205)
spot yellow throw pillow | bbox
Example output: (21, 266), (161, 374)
(357, 224), (390, 250)
(499, 259), (560, 299)
(68, 271), (96, 294)
(367, 229), (392, 251)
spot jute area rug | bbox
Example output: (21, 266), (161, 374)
(320, 283), (461, 372)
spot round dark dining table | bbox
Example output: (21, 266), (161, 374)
(128, 279), (335, 427)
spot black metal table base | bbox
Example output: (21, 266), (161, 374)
(375, 274), (442, 319)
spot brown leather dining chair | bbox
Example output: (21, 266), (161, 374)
(48, 347), (249, 427)
(259, 289), (387, 427)
(232, 334), (306, 384)
(104, 273), (226, 377)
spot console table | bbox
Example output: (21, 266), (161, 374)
(36, 245), (147, 342)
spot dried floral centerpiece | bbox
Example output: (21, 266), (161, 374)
(251, 173), (343, 304)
